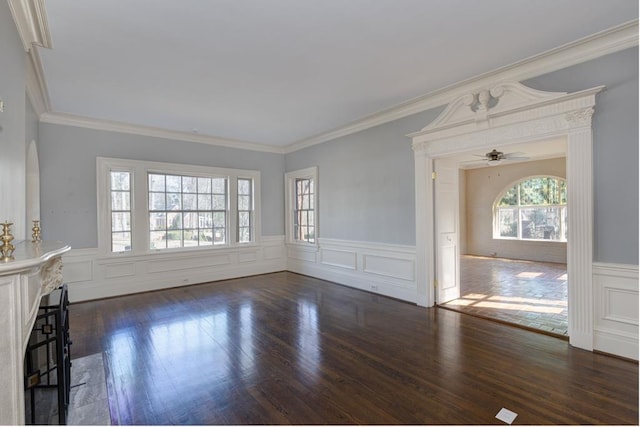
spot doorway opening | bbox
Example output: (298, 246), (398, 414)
(436, 140), (569, 337)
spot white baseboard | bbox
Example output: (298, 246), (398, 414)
(593, 262), (639, 360)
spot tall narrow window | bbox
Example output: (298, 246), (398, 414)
(149, 173), (228, 249)
(285, 167), (317, 245)
(294, 178), (315, 243)
(110, 171), (132, 252)
(237, 178), (253, 243)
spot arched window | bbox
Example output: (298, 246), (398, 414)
(494, 176), (567, 242)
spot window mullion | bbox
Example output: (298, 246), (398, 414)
(132, 165), (147, 253)
(229, 176), (237, 246)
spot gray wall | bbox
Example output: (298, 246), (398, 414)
(524, 47), (639, 264)
(285, 107), (443, 246)
(39, 123), (285, 248)
(0, 1), (27, 239)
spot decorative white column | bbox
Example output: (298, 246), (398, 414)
(567, 119), (595, 350)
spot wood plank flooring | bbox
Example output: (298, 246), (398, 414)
(69, 272), (638, 425)
(443, 256), (568, 336)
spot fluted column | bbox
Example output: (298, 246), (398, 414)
(567, 123), (594, 350)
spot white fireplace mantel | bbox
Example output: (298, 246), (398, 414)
(0, 240), (70, 425)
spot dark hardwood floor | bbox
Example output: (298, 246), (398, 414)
(69, 272), (638, 425)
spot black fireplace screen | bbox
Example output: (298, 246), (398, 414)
(24, 284), (71, 425)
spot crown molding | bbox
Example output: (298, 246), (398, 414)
(8, 0), (52, 52)
(284, 19), (639, 154)
(39, 112), (286, 154)
(25, 48), (51, 116)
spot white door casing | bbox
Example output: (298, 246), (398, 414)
(434, 158), (460, 303)
(410, 81), (602, 352)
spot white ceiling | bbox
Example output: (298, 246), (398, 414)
(37, 0), (638, 148)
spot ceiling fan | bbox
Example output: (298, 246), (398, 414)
(463, 149), (530, 166)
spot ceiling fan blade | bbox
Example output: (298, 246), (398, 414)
(504, 156), (530, 161)
(502, 152), (526, 157)
(460, 159), (485, 164)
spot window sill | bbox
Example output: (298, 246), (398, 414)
(97, 242), (261, 263)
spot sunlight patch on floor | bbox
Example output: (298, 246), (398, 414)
(516, 271), (543, 278)
(474, 300), (565, 313)
(487, 295), (567, 307)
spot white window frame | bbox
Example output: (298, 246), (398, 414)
(285, 166), (318, 246)
(97, 157), (261, 256)
(493, 175), (567, 243)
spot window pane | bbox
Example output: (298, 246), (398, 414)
(150, 231), (167, 249)
(112, 212), (130, 232)
(183, 212), (198, 229)
(111, 191), (130, 211)
(182, 176), (197, 193)
(166, 193), (182, 210)
(498, 186), (518, 206)
(148, 174), (165, 191)
(198, 177), (212, 193)
(213, 212), (226, 228)
(213, 195), (226, 210)
(498, 208), (518, 238)
(198, 230), (213, 246)
(198, 212), (212, 228)
(149, 192), (166, 210)
(167, 230), (182, 248)
(183, 229), (198, 247)
(166, 175), (181, 192)
(521, 207), (561, 240)
(167, 212), (182, 230)
(307, 227), (315, 243)
(112, 232), (131, 252)
(149, 212), (166, 231)
(214, 228), (225, 245)
(212, 178), (226, 194)
(238, 179), (250, 195)
(239, 211), (250, 227)
(239, 195), (250, 211)
(239, 227), (250, 243)
(183, 194), (197, 211)
(198, 194), (212, 210)
(111, 172), (130, 190)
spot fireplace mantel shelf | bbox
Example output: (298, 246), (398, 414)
(0, 240), (71, 275)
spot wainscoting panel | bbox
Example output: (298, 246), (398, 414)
(320, 248), (357, 270)
(287, 238), (417, 303)
(63, 236), (286, 302)
(593, 262), (639, 360)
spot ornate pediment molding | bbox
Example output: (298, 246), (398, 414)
(410, 83), (604, 155)
(419, 82), (567, 131)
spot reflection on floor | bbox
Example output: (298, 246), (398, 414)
(441, 255), (568, 336)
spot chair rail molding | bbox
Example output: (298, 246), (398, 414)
(411, 80), (603, 354)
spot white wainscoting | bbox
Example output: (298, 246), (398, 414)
(63, 236), (286, 302)
(286, 238), (418, 303)
(593, 262), (639, 360)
